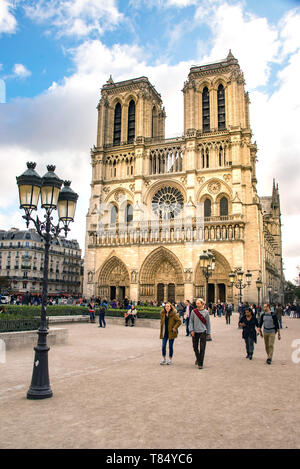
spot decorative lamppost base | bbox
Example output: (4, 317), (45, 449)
(27, 329), (53, 400)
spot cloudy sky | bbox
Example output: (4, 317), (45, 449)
(0, 0), (299, 282)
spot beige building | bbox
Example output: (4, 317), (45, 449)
(83, 51), (284, 306)
(0, 228), (82, 297)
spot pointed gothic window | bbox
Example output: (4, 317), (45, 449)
(204, 198), (211, 218)
(127, 100), (135, 143)
(206, 147), (209, 168)
(218, 84), (226, 130)
(152, 106), (158, 138)
(110, 205), (118, 225)
(220, 197), (228, 216)
(202, 87), (210, 132)
(113, 102), (121, 146)
(125, 203), (133, 224)
(219, 146), (223, 166)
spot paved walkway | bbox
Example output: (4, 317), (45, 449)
(0, 314), (299, 449)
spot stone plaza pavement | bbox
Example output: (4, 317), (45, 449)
(0, 314), (299, 449)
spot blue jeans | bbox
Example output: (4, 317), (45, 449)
(244, 337), (254, 356)
(99, 313), (106, 327)
(162, 336), (174, 358)
(185, 317), (190, 336)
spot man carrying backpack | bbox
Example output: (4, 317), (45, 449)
(258, 303), (281, 365)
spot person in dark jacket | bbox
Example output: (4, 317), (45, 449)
(159, 302), (181, 365)
(258, 303), (281, 364)
(225, 303), (233, 324)
(239, 307), (259, 360)
(98, 301), (108, 328)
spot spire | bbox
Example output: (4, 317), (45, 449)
(271, 179), (279, 209)
(227, 49), (235, 60)
(106, 75), (114, 85)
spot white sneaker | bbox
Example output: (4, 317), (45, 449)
(167, 359), (172, 365)
(160, 358), (166, 365)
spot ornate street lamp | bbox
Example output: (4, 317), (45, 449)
(229, 268), (252, 305)
(199, 250), (215, 341)
(256, 274), (263, 309)
(268, 284), (273, 304)
(16, 163), (78, 400)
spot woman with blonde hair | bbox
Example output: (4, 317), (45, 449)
(160, 302), (181, 365)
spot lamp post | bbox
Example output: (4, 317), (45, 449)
(229, 268), (252, 305)
(199, 250), (215, 341)
(256, 274), (262, 317)
(199, 250), (216, 306)
(16, 162), (78, 400)
(268, 284), (273, 305)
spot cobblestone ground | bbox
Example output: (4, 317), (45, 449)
(0, 314), (299, 449)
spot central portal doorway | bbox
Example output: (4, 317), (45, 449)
(157, 283), (164, 304)
(208, 284), (215, 303)
(110, 286), (116, 300)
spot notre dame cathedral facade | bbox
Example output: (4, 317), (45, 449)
(83, 51), (284, 306)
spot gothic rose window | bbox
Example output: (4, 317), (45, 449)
(152, 186), (184, 220)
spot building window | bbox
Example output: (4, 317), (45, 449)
(204, 198), (211, 218)
(113, 102), (122, 146)
(152, 186), (184, 220)
(202, 87), (210, 132)
(206, 148), (209, 168)
(220, 197), (229, 216)
(219, 146), (223, 166)
(218, 84), (226, 130)
(152, 106), (158, 138)
(127, 100), (135, 143)
(110, 205), (118, 225)
(125, 203), (133, 224)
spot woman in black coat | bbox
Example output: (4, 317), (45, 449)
(239, 307), (259, 360)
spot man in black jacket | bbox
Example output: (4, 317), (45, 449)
(258, 303), (281, 364)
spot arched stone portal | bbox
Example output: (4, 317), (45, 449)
(194, 250), (233, 303)
(139, 247), (184, 303)
(98, 256), (130, 300)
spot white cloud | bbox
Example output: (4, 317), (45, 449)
(24, 0), (123, 37)
(129, 0), (198, 8)
(0, 0), (17, 34)
(195, 1), (280, 89)
(12, 63), (31, 78)
(279, 8), (300, 57)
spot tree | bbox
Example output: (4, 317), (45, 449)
(0, 276), (10, 294)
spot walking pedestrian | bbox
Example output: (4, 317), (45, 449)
(275, 304), (283, 329)
(183, 300), (191, 336)
(258, 303), (281, 365)
(88, 300), (96, 323)
(98, 300), (108, 328)
(189, 298), (211, 369)
(225, 303), (232, 324)
(239, 307), (258, 360)
(159, 302), (181, 365)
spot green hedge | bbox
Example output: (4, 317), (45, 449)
(0, 317), (49, 333)
(0, 304), (162, 320)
